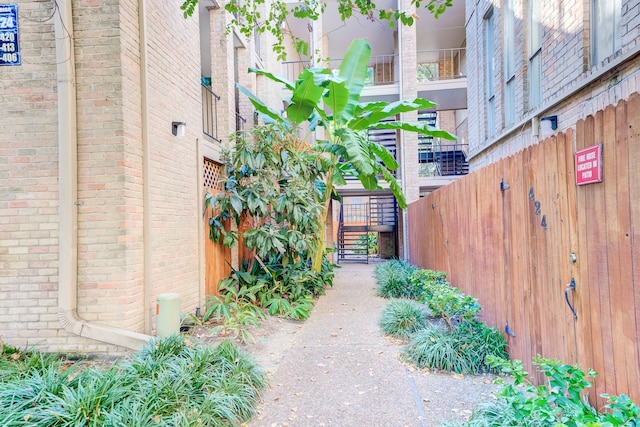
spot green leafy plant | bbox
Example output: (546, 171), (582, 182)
(412, 270), (480, 329)
(404, 321), (507, 375)
(181, 0), (454, 60)
(205, 124), (336, 321)
(202, 272), (267, 343)
(237, 38), (456, 272)
(354, 232), (378, 255)
(458, 356), (640, 427)
(379, 299), (430, 340)
(374, 259), (420, 299)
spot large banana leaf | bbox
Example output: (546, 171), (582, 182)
(323, 78), (349, 120)
(248, 68), (295, 91)
(372, 121), (457, 140)
(349, 98), (437, 130)
(336, 128), (374, 176)
(375, 165), (407, 209)
(337, 38), (371, 124)
(287, 69), (325, 124)
(236, 83), (283, 124)
(369, 142), (399, 170)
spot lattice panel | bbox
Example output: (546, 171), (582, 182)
(203, 158), (224, 191)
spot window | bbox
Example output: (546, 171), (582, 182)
(504, 0), (515, 126)
(485, 8), (496, 137)
(591, 0), (622, 64)
(528, 0), (542, 109)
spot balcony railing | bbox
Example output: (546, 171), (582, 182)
(281, 54), (399, 86)
(416, 47), (466, 82)
(418, 142), (469, 177)
(327, 54), (398, 86)
(236, 112), (246, 133)
(202, 83), (221, 142)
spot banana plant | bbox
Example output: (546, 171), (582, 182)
(238, 38), (456, 271)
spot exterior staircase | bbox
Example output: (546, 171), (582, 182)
(337, 195), (398, 263)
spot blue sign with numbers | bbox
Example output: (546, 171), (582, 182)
(0, 4), (20, 66)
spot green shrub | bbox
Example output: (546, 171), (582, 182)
(374, 259), (420, 299)
(379, 299), (430, 340)
(405, 321), (507, 375)
(354, 232), (378, 255)
(457, 356), (640, 427)
(0, 336), (267, 427)
(411, 270), (480, 328)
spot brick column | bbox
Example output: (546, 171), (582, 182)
(209, 8), (236, 145)
(397, 0), (418, 259)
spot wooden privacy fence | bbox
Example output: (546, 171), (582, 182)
(408, 94), (640, 404)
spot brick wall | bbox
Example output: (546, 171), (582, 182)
(467, 0), (640, 168)
(0, 0), (204, 354)
(144, 0), (201, 327)
(0, 0), (63, 351)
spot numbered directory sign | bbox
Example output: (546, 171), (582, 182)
(0, 4), (20, 66)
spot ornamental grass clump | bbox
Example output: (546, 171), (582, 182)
(374, 259), (420, 299)
(379, 299), (431, 340)
(0, 335), (267, 427)
(405, 321), (508, 375)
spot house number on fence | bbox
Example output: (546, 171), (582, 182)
(0, 4), (20, 66)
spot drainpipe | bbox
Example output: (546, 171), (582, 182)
(138, 0), (153, 336)
(55, 0), (151, 350)
(398, 0), (410, 261)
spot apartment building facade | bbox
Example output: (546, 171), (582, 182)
(0, 0), (286, 354)
(281, 0), (470, 261)
(466, 0), (640, 167)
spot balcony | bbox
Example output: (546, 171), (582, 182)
(281, 53), (398, 87)
(416, 47), (467, 110)
(281, 48), (465, 107)
(202, 83), (221, 142)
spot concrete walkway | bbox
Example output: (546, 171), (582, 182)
(248, 263), (497, 427)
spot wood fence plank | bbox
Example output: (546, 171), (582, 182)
(585, 112), (609, 402)
(516, 148), (535, 369)
(500, 157), (516, 356)
(574, 118), (597, 387)
(555, 130), (578, 364)
(406, 99), (639, 402)
(204, 188), (232, 296)
(541, 135), (564, 363)
(603, 102), (630, 398)
(563, 128), (580, 364)
(626, 93), (640, 402)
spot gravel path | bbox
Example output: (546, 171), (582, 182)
(246, 263), (500, 427)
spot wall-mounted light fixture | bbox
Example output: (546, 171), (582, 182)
(540, 115), (558, 131)
(172, 121), (186, 137)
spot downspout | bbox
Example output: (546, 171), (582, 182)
(55, 0), (151, 350)
(397, 0), (410, 261)
(138, 0), (152, 335)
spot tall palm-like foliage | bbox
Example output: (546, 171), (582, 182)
(239, 38), (456, 271)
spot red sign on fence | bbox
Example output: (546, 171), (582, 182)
(575, 144), (603, 186)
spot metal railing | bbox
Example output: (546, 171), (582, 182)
(202, 83), (221, 142)
(418, 142), (470, 177)
(236, 112), (246, 133)
(281, 59), (311, 82)
(327, 54), (398, 86)
(416, 47), (466, 82)
(281, 54), (399, 86)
